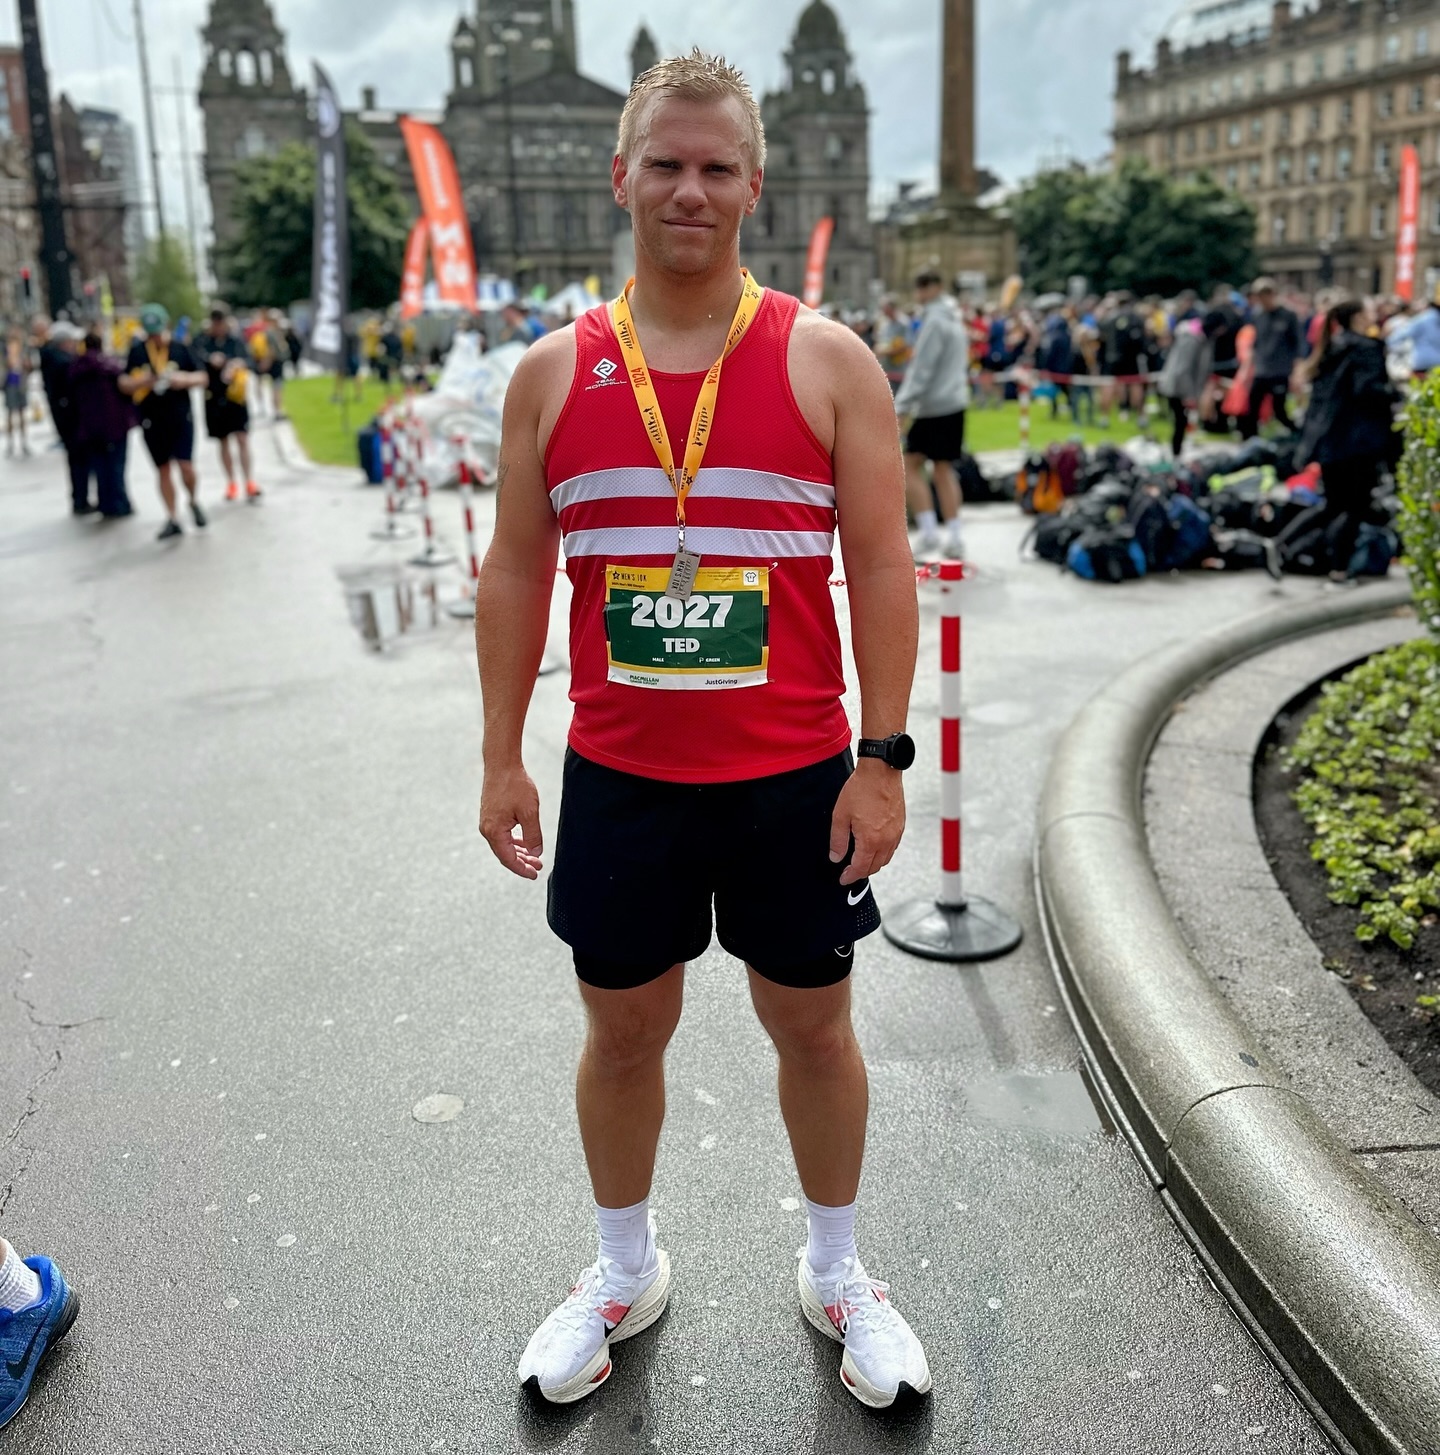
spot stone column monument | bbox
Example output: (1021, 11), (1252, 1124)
(889, 0), (1016, 297)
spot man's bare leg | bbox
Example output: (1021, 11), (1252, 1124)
(575, 966), (684, 1208)
(219, 437), (236, 489)
(156, 461), (178, 518)
(747, 970), (867, 1208)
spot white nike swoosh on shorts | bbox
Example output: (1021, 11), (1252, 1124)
(847, 885), (872, 906)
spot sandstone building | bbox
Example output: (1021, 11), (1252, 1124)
(197, 0), (875, 303)
(1114, 0), (1440, 294)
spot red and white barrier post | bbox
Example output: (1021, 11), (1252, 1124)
(408, 422), (456, 569)
(446, 440), (482, 619)
(883, 561), (1023, 963)
(1017, 371), (1032, 454)
(371, 415), (416, 541)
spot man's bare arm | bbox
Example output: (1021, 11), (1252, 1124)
(822, 322), (920, 886)
(475, 336), (568, 879)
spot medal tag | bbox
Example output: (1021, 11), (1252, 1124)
(665, 548), (702, 601)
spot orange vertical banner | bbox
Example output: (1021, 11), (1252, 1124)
(400, 219), (427, 319)
(1397, 143), (1421, 302)
(801, 216), (835, 310)
(400, 117), (476, 308)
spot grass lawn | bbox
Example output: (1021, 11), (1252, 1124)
(285, 377), (398, 467)
(961, 398), (1234, 456)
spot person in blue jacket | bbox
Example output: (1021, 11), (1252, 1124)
(1387, 291), (1440, 376)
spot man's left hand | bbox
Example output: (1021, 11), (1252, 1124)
(829, 761), (906, 887)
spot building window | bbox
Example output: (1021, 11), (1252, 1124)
(1185, 129), (1197, 156)
(236, 50), (256, 86)
(1311, 51), (1325, 81)
(1304, 204), (1319, 241)
(1337, 145), (1352, 179)
(218, 49), (232, 77)
(1254, 68), (1266, 96)
(1226, 164), (1239, 190)
(1419, 27), (1431, 59)
(1251, 116), (1264, 141)
(1372, 200), (1388, 238)
(1273, 210), (1287, 243)
(1282, 59), (1294, 88)
(1340, 97), (1353, 127)
(258, 50), (273, 86)
(1306, 148), (1321, 182)
(1232, 73), (1244, 98)
(1308, 104), (1322, 133)
(1410, 84), (1425, 115)
(1249, 159), (1262, 187)
(1277, 152), (1292, 183)
(1188, 87), (1201, 110)
(1379, 90), (1394, 119)
(1344, 43), (1358, 75)
(1209, 78), (1221, 102)
(1228, 122), (1241, 147)
(1385, 33), (1402, 64)
(1206, 125), (1218, 151)
(1377, 140), (1393, 175)
(1279, 110), (1292, 141)
(1334, 199), (1348, 239)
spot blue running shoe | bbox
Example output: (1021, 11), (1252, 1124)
(0, 1257), (80, 1430)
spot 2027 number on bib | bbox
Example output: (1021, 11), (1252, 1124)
(604, 565), (768, 691)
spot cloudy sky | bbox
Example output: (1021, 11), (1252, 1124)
(2, 0), (1178, 261)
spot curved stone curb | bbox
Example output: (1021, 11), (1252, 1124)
(1035, 580), (1440, 1455)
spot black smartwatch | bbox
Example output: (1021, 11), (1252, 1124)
(857, 733), (916, 771)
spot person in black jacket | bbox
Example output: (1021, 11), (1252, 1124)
(1241, 278), (1302, 438)
(1296, 299), (1399, 583)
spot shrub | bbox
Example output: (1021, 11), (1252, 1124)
(1398, 370), (1440, 641)
(1285, 639), (1440, 949)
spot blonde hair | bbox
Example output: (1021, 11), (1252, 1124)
(618, 48), (767, 173)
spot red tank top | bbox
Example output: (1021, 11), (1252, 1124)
(544, 288), (851, 783)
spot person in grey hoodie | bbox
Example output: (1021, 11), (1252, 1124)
(1241, 277), (1301, 438)
(894, 271), (971, 559)
(1157, 311), (1228, 458)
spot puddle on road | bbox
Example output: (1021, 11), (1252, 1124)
(962, 1069), (1111, 1138)
(337, 563), (439, 651)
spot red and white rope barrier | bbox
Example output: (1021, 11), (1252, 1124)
(371, 415), (416, 541)
(882, 558), (1023, 964)
(1017, 377), (1032, 455)
(939, 561), (963, 908)
(446, 439), (482, 619)
(408, 422), (455, 569)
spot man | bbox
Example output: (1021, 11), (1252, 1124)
(475, 49), (930, 1411)
(119, 304), (209, 541)
(1099, 291), (1151, 425)
(4, 324), (32, 458)
(871, 295), (911, 384)
(499, 302), (541, 346)
(894, 270), (969, 560)
(0, 1236), (78, 1432)
(196, 307), (260, 503)
(1242, 277), (1302, 439)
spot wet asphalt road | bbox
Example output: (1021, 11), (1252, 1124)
(0, 418), (1339, 1453)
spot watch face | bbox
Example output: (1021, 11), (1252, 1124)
(891, 734), (917, 771)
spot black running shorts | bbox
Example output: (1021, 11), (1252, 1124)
(905, 410), (966, 463)
(140, 414), (195, 468)
(547, 749), (881, 991)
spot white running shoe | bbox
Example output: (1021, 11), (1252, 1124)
(798, 1256), (932, 1409)
(518, 1228), (670, 1404)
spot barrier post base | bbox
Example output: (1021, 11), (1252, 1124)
(883, 895), (1023, 963)
(371, 520), (416, 541)
(445, 596), (476, 620)
(409, 547), (457, 568)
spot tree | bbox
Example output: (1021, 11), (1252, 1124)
(1012, 159), (1258, 297)
(218, 122), (408, 311)
(132, 233), (204, 323)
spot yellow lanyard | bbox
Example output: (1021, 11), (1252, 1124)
(610, 270), (763, 540)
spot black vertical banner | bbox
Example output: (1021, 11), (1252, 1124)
(17, 0), (72, 314)
(308, 63), (349, 371)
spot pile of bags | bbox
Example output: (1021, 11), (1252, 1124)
(1013, 437), (1401, 586)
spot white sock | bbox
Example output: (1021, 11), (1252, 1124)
(805, 1197), (858, 1273)
(945, 517), (964, 545)
(596, 1197), (652, 1276)
(0, 1241), (41, 1312)
(914, 509), (938, 538)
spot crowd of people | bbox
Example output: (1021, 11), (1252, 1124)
(872, 270), (1429, 579)
(3, 305), (304, 542)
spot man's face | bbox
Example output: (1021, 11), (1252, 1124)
(1257, 289), (1277, 311)
(613, 95), (762, 277)
(914, 283), (941, 306)
(211, 316), (230, 338)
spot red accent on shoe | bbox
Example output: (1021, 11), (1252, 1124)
(245, 480), (261, 497)
(590, 1362), (612, 1384)
(596, 1300), (631, 1326)
(825, 1303), (846, 1332)
(225, 482), (239, 500)
(841, 1369), (856, 1387)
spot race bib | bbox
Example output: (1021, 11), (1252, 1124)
(604, 565), (768, 691)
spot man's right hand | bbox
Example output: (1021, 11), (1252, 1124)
(480, 765), (544, 880)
